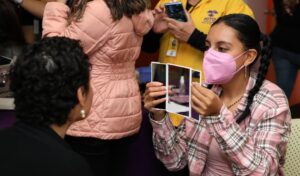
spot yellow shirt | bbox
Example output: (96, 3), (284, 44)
(157, 0), (254, 126)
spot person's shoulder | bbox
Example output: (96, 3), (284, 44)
(220, 0), (254, 17)
(84, 0), (113, 25)
(0, 125), (21, 145)
(261, 80), (286, 96)
(0, 126), (14, 135)
(0, 126), (93, 176)
(86, 0), (111, 16)
(223, 0), (252, 9)
(257, 79), (289, 108)
(87, 0), (108, 9)
(0, 127), (15, 150)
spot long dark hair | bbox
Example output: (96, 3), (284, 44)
(212, 14), (272, 123)
(69, 0), (150, 21)
(0, 0), (25, 45)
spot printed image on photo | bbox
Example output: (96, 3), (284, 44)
(190, 70), (201, 121)
(167, 64), (190, 117)
(151, 62), (167, 110)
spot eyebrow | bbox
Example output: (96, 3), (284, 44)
(205, 40), (233, 47)
(217, 41), (232, 47)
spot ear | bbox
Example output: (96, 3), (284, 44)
(77, 86), (86, 107)
(244, 49), (257, 66)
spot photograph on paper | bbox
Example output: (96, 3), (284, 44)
(166, 64), (191, 117)
(151, 62), (167, 110)
(190, 70), (201, 121)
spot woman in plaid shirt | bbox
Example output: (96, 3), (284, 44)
(144, 14), (291, 176)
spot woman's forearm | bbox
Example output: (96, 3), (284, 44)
(20, 0), (51, 18)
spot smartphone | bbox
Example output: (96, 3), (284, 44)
(164, 2), (188, 22)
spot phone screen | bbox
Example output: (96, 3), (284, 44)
(164, 2), (187, 22)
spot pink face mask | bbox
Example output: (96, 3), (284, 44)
(203, 48), (247, 85)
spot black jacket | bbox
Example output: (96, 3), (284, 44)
(0, 122), (93, 176)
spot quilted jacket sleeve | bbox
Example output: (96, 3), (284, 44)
(131, 9), (154, 36)
(42, 2), (111, 53)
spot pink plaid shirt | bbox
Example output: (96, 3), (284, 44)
(150, 74), (291, 176)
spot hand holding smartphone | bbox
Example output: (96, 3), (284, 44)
(164, 2), (188, 22)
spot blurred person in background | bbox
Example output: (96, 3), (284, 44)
(0, 0), (26, 58)
(10, 0), (55, 43)
(271, 0), (300, 99)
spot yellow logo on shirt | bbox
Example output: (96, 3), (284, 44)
(202, 10), (218, 24)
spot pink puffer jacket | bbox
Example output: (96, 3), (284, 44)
(43, 1), (154, 139)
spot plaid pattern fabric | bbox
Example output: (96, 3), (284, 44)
(150, 74), (291, 176)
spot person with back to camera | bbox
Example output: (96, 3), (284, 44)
(144, 0), (254, 127)
(144, 14), (291, 175)
(0, 37), (94, 176)
(42, 0), (154, 175)
(271, 0), (300, 99)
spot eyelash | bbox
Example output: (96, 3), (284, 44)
(218, 47), (228, 52)
(204, 43), (229, 52)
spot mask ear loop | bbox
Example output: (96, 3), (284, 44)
(238, 50), (250, 79)
(233, 50), (249, 75)
(233, 50), (249, 61)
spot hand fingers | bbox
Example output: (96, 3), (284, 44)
(191, 94), (207, 110)
(192, 82), (214, 96)
(191, 85), (210, 106)
(192, 83), (217, 101)
(164, 17), (182, 25)
(145, 90), (166, 100)
(155, 5), (164, 13)
(184, 9), (192, 22)
(144, 81), (166, 104)
(146, 81), (164, 87)
(191, 101), (205, 115)
(145, 85), (166, 95)
(159, 4), (165, 10)
(167, 22), (179, 31)
(144, 97), (166, 111)
(145, 82), (164, 94)
(192, 98), (213, 116)
(151, 9), (156, 15)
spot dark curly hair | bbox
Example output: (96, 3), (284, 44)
(10, 37), (90, 126)
(212, 14), (272, 123)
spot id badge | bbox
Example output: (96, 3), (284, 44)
(166, 37), (178, 57)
